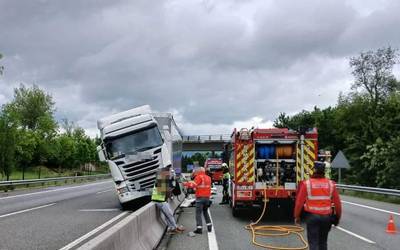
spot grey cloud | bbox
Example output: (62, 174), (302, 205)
(0, 0), (400, 134)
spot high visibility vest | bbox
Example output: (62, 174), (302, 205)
(304, 178), (333, 215)
(151, 186), (166, 202)
(223, 172), (230, 180)
(195, 173), (211, 198)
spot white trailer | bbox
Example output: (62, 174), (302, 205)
(97, 105), (182, 208)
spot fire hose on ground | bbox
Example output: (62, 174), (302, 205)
(244, 187), (309, 250)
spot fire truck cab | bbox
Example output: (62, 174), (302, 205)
(226, 127), (318, 216)
(204, 158), (223, 184)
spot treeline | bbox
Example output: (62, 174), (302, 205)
(274, 47), (400, 189)
(182, 152), (222, 172)
(0, 84), (101, 180)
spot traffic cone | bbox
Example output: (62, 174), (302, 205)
(386, 215), (397, 234)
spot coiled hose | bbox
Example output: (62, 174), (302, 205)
(244, 189), (309, 250)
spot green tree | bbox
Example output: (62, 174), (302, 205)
(5, 84), (57, 132)
(273, 110), (315, 132)
(273, 112), (291, 128)
(273, 47), (400, 187)
(4, 84), (57, 177)
(350, 47), (399, 106)
(0, 110), (17, 180)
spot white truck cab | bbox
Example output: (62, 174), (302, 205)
(97, 105), (182, 207)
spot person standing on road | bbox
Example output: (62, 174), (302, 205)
(324, 153), (332, 179)
(220, 163), (230, 205)
(192, 167), (213, 234)
(152, 167), (185, 235)
(294, 161), (342, 250)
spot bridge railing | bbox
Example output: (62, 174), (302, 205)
(0, 174), (111, 190)
(336, 184), (400, 197)
(182, 134), (231, 142)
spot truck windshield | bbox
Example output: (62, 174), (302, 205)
(105, 125), (163, 159)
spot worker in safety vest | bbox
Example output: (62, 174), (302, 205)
(192, 167), (212, 234)
(219, 163), (230, 205)
(152, 167), (185, 234)
(294, 161), (342, 250)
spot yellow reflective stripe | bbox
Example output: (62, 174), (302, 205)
(248, 145), (255, 182)
(305, 140), (315, 149)
(296, 144), (301, 182)
(304, 144), (316, 160)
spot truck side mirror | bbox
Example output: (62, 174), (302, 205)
(97, 146), (106, 162)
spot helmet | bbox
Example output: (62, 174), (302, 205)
(221, 163), (228, 168)
(314, 161), (326, 174)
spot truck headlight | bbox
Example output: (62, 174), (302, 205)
(117, 186), (129, 195)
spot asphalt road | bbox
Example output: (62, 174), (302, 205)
(1, 181), (398, 250)
(167, 186), (400, 250)
(0, 180), (126, 250)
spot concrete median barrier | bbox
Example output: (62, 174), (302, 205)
(77, 192), (185, 250)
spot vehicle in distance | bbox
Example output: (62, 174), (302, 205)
(204, 158), (223, 184)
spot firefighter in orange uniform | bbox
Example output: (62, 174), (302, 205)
(294, 161), (342, 250)
(192, 167), (212, 234)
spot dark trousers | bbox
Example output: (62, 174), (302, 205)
(195, 197), (211, 228)
(222, 181), (229, 203)
(306, 213), (332, 250)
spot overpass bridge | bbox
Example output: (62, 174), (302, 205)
(182, 134), (231, 152)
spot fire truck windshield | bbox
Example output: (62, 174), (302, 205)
(208, 164), (222, 172)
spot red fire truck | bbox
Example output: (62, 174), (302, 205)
(204, 158), (223, 184)
(226, 128), (318, 216)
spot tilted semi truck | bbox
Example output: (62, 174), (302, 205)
(226, 127), (318, 216)
(97, 105), (182, 208)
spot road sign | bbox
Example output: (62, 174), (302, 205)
(331, 150), (350, 169)
(331, 150), (350, 183)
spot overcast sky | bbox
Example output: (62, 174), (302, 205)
(1, 0), (400, 137)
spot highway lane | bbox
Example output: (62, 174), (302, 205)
(167, 187), (399, 250)
(334, 195), (400, 250)
(0, 180), (127, 250)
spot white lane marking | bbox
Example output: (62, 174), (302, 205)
(0, 180), (112, 201)
(96, 189), (113, 194)
(79, 209), (120, 212)
(59, 211), (129, 250)
(343, 200), (400, 216)
(0, 203), (56, 219)
(207, 209), (219, 250)
(335, 226), (376, 244)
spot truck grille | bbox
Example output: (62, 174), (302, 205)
(114, 154), (160, 191)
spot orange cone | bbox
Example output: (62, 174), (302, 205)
(386, 215), (397, 234)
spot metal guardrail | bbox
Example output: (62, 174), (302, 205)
(0, 174), (111, 188)
(182, 134), (231, 142)
(337, 184), (400, 197)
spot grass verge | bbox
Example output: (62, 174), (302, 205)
(340, 189), (400, 204)
(1, 165), (109, 181)
(0, 165), (110, 192)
